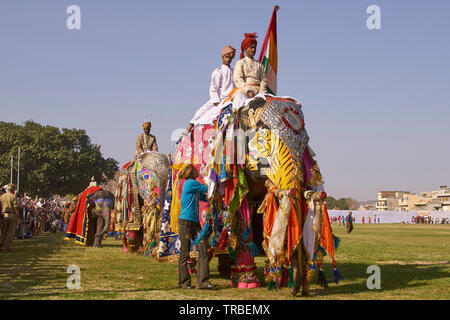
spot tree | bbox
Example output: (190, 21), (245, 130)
(0, 120), (118, 198)
(325, 196), (351, 210)
(347, 197), (360, 210)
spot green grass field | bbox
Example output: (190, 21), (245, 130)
(1, 224), (449, 300)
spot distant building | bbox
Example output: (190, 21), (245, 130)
(376, 191), (411, 211)
(399, 193), (418, 212)
(435, 186), (450, 211)
(377, 185), (450, 212)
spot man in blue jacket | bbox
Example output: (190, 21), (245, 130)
(177, 165), (215, 290)
(345, 211), (354, 234)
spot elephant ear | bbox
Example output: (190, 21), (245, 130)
(262, 131), (303, 191)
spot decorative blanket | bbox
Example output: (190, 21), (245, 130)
(156, 94), (341, 290)
(157, 124), (217, 261)
(65, 186), (102, 245)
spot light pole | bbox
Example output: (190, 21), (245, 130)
(10, 155), (13, 183)
(17, 147), (20, 193)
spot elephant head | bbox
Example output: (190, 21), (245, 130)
(115, 152), (169, 254)
(87, 189), (115, 247)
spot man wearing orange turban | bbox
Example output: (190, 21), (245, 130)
(185, 45), (236, 134)
(233, 33), (268, 109)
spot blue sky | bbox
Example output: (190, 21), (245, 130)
(1, 0), (449, 200)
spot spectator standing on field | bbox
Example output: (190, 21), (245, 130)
(345, 211), (354, 234)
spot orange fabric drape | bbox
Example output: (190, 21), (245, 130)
(286, 198), (302, 258)
(320, 203), (335, 262)
(263, 189), (278, 238)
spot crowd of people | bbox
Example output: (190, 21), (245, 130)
(0, 183), (74, 252)
(330, 214), (356, 227)
(411, 215), (449, 224)
(328, 212), (354, 234)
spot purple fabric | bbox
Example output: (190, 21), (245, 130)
(209, 169), (219, 184)
(239, 197), (251, 227)
(302, 149), (314, 186)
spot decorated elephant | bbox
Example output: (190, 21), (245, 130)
(114, 151), (169, 256)
(234, 96), (342, 295)
(65, 187), (115, 248)
(158, 94), (341, 296)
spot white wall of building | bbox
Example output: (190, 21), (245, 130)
(327, 210), (450, 224)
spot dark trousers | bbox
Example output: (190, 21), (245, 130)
(0, 213), (17, 250)
(178, 219), (210, 288)
(346, 222), (353, 234)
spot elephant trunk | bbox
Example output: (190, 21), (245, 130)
(96, 212), (110, 237)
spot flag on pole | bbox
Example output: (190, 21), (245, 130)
(259, 5), (279, 95)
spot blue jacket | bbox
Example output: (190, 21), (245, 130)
(178, 179), (208, 222)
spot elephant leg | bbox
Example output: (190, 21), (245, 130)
(301, 260), (311, 296)
(86, 217), (96, 247)
(290, 248), (302, 297)
(217, 254), (232, 277)
(93, 216), (105, 247)
(122, 233), (129, 253)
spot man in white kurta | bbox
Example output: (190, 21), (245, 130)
(186, 46), (236, 131)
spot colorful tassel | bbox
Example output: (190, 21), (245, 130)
(249, 241), (259, 257)
(316, 245), (327, 257)
(274, 277), (280, 291)
(333, 268), (344, 284)
(288, 267), (294, 288)
(333, 234), (341, 250)
(150, 240), (156, 248)
(228, 245), (237, 260)
(317, 269), (328, 288)
(209, 235), (217, 247)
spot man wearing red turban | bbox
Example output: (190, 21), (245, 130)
(233, 33), (268, 108)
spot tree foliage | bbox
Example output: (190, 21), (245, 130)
(0, 121), (118, 198)
(325, 196), (360, 210)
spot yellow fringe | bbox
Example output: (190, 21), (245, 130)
(169, 162), (192, 234)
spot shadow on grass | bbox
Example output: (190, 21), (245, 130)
(311, 262), (450, 297)
(208, 259), (450, 297)
(1, 285), (189, 299)
(2, 232), (449, 299)
(0, 232), (70, 299)
(98, 243), (123, 248)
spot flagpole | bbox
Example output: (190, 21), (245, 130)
(17, 147), (20, 193)
(259, 5), (279, 95)
(10, 155), (13, 183)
